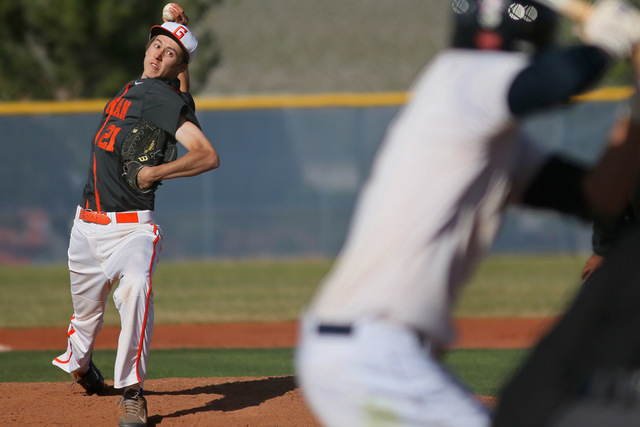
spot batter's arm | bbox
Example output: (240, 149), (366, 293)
(136, 115), (219, 189)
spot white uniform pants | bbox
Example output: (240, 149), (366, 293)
(295, 316), (491, 427)
(52, 207), (162, 389)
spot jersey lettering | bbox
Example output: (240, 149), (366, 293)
(105, 98), (132, 121)
(96, 124), (122, 152)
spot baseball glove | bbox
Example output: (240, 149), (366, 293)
(121, 118), (177, 194)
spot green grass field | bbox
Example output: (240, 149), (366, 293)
(0, 255), (587, 396)
(0, 348), (528, 397)
(0, 255), (585, 328)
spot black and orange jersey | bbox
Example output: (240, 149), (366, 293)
(80, 78), (199, 212)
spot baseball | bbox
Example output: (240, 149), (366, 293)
(162, 3), (177, 22)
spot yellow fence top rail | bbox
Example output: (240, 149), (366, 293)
(0, 88), (632, 116)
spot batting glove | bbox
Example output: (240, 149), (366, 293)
(581, 0), (640, 61)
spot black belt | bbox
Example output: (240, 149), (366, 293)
(317, 324), (352, 335)
(317, 323), (430, 348)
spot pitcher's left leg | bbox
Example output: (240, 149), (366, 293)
(113, 272), (155, 389)
(110, 224), (161, 389)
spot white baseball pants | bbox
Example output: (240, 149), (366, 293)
(295, 316), (491, 427)
(52, 207), (162, 389)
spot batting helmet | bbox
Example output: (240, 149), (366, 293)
(451, 0), (557, 52)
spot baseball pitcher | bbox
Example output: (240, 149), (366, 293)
(51, 6), (219, 427)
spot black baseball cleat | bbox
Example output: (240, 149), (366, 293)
(72, 359), (106, 395)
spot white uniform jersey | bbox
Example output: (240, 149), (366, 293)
(308, 49), (551, 346)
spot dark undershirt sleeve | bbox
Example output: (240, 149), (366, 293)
(521, 155), (592, 221)
(508, 46), (610, 116)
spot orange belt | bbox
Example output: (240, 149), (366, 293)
(78, 209), (139, 225)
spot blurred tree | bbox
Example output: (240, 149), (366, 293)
(0, 0), (222, 100)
